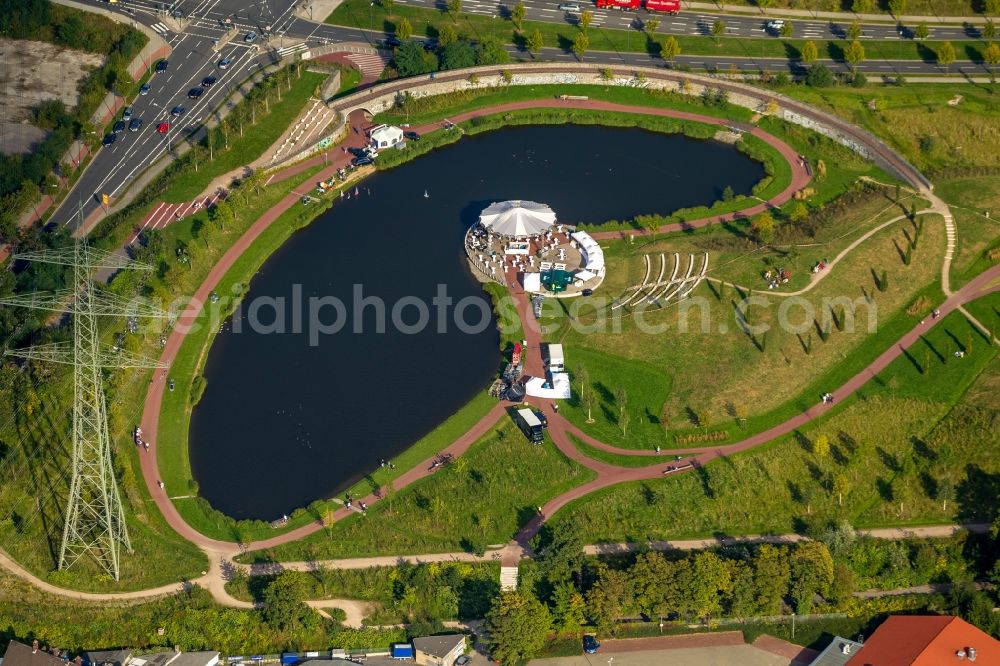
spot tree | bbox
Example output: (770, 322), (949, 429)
(441, 40), (477, 69)
(937, 476), (955, 511)
(914, 22), (929, 40)
(711, 19), (726, 45)
(985, 20), (997, 40)
(844, 39), (866, 73)
(829, 563), (856, 605)
(586, 566), (632, 632)
(790, 542), (834, 613)
(210, 200), (234, 232)
(485, 591), (551, 665)
(631, 552), (673, 619)
(937, 41), (956, 72)
(801, 40), (819, 64)
(437, 23), (457, 46)
(888, 0), (907, 17)
(500, 69), (513, 85)
(852, 0), (873, 12)
(577, 364), (595, 423)
(832, 473), (850, 506)
(476, 37), (510, 64)
(261, 571), (312, 630)
(756, 0), (774, 10)
(985, 42), (1000, 76)
(526, 28), (544, 55)
(614, 386), (628, 434)
(848, 20), (862, 41)
(536, 520), (585, 584)
(661, 35), (681, 62)
(511, 0), (526, 30)
(599, 66), (615, 82)
(753, 545), (791, 614)
(813, 433), (830, 458)
(689, 551), (733, 618)
(396, 16), (413, 40)
(394, 40), (437, 76)
(751, 211), (776, 244)
(579, 9), (593, 32)
(987, 0), (1000, 16)
(382, 0), (395, 13)
(550, 583), (587, 635)
(789, 201), (809, 222)
(645, 18), (660, 35)
(779, 21), (793, 38)
(571, 32), (589, 59)
(447, 0), (462, 20)
(806, 63), (834, 87)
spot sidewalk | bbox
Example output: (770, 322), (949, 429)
(683, 1), (991, 24)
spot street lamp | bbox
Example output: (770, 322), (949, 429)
(369, 1), (374, 46)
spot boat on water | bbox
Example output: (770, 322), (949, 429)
(424, 190), (429, 198)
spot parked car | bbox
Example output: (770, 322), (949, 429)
(155, 59), (169, 73)
(558, 2), (581, 11)
(157, 122), (170, 134)
(583, 635), (600, 654)
(404, 130), (420, 141)
(102, 133), (116, 146)
(218, 57), (232, 69)
(352, 155), (375, 166)
(348, 146), (367, 157)
(187, 88), (204, 99)
(244, 31), (258, 43)
(128, 117), (143, 132)
(382, 35), (401, 48)
(170, 105), (185, 116)
(454, 657), (470, 666)
(139, 83), (151, 95)
(112, 120), (126, 133)
(122, 106), (133, 120)
(201, 76), (217, 87)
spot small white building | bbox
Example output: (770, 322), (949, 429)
(547, 343), (565, 372)
(369, 124), (404, 150)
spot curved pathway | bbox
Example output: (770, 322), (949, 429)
(3, 84), (997, 632)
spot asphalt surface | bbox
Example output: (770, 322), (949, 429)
(49, 0), (994, 231)
(389, 0), (988, 41)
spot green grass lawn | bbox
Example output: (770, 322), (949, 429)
(238, 421), (597, 562)
(163, 71), (326, 203)
(555, 307), (999, 542)
(775, 83), (1000, 174)
(934, 175), (1000, 289)
(549, 201), (946, 447)
(329, 0), (985, 62)
(688, 0), (983, 18)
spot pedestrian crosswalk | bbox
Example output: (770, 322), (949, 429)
(150, 22), (170, 35)
(276, 42), (309, 59)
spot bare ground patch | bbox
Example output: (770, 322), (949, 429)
(0, 37), (104, 131)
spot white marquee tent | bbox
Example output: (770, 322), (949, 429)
(479, 200), (557, 238)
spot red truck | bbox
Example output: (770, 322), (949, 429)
(596, 0), (641, 9)
(644, 0), (680, 13)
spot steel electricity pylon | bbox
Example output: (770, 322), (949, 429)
(1, 237), (171, 580)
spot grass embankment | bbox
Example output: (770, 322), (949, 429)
(558, 303), (1000, 542)
(0, 570), (404, 652)
(238, 421), (597, 562)
(163, 71), (327, 202)
(329, 0), (986, 62)
(550, 197), (943, 449)
(934, 175), (1000, 289)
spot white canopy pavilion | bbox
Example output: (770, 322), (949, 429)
(479, 200), (557, 238)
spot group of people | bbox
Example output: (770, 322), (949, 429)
(811, 259), (829, 274)
(429, 452), (454, 471)
(763, 267), (791, 289)
(134, 426), (149, 452)
(343, 494), (368, 514)
(822, 392), (835, 404)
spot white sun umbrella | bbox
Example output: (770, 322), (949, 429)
(479, 200), (557, 237)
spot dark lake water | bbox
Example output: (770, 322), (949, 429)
(189, 124), (765, 520)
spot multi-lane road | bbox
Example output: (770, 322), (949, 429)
(49, 0), (993, 231)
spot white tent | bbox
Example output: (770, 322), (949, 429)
(479, 200), (556, 238)
(525, 373), (572, 399)
(523, 272), (542, 293)
(369, 124), (404, 150)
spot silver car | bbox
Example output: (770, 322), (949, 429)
(558, 2), (581, 11)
